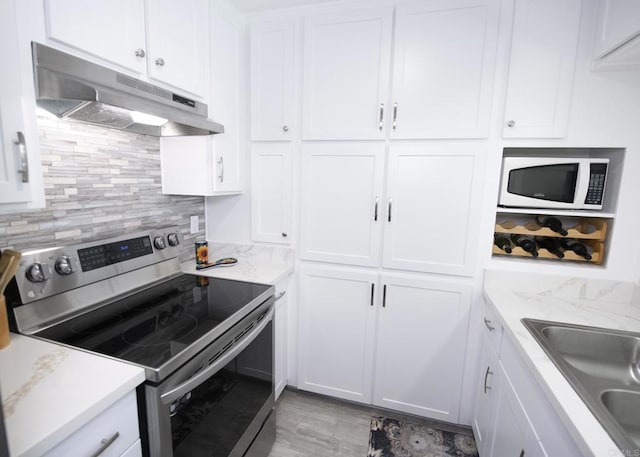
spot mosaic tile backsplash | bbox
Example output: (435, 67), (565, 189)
(0, 117), (205, 263)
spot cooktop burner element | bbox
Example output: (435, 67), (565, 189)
(34, 274), (271, 371)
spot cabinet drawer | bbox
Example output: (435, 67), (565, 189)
(481, 300), (502, 356)
(45, 391), (140, 457)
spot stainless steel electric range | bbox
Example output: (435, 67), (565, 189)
(4, 227), (276, 457)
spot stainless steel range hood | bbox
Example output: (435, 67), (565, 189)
(32, 42), (224, 136)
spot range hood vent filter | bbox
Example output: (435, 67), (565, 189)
(32, 42), (224, 137)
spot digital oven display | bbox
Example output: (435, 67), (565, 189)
(78, 236), (153, 272)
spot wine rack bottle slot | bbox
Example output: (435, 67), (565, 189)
(492, 215), (607, 265)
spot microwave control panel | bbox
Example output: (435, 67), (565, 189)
(585, 163), (607, 206)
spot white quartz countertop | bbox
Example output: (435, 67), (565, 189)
(0, 334), (145, 457)
(181, 242), (294, 285)
(483, 269), (640, 457)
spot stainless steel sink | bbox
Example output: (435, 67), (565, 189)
(522, 318), (640, 454)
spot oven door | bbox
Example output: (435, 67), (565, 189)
(143, 299), (275, 457)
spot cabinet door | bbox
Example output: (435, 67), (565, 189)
(300, 143), (385, 267)
(594, 0), (640, 58)
(490, 368), (547, 457)
(489, 375), (529, 457)
(472, 338), (499, 457)
(211, 10), (242, 193)
(274, 279), (289, 399)
(250, 20), (295, 140)
(0, 0), (43, 208)
(297, 266), (377, 403)
(302, 8), (393, 140)
(160, 136), (214, 196)
(251, 143), (292, 244)
(383, 144), (483, 276)
(44, 0), (146, 76)
(146, 0), (208, 97)
(502, 0), (581, 138)
(372, 276), (471, 421)
(390, 0), (500, 139)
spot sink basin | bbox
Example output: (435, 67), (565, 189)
(601, 390), (640, 448)
(541, 325), (640, 386)
(522, 318), (640, 454)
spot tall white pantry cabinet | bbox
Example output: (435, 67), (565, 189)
(250, 0), (501, 424)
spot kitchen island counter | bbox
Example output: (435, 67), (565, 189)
(483, 269), (640, 457)
(0, 334), (145, 457)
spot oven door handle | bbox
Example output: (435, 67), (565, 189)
(160, 308), (274, 405)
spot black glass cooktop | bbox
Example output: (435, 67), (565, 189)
(35, 274), (271, 371)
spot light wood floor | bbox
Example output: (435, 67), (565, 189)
(267, 388), (474, 457)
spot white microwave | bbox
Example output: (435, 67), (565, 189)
(498, 157), (609, 210)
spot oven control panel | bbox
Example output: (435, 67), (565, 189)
(12, 226), (182, 305)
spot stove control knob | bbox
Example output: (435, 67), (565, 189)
(55, 256), (74, 276)
(154, 236), (167, 250)
(167, 233), (180, 247)
(26, 263), (50, 283)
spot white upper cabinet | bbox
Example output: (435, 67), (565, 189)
(300, 143), (385, 266)
(0, 0), (44, 211)
(592, 0), (640, 70)
(209, 6), (242, 193)
(383, 143), (483, 276)
(44, 0), (146, 76)
(44, 0), (208, 97)
(145, 0), (208, 96)
(251, 143), (292, 244)
(594, 0), (640, 58)
(250, 20), (295, 141)
(390, 0), (500, 139)
(302, 8), (393, 140)
(502, 0), (581, 138)
(160, 136), (241, 196)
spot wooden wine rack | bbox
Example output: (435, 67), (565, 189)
(493, 217), (608, 265)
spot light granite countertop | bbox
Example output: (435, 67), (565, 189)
(0, 334), (145, 457)
(483, 269), (640, 457)
(181, 242), (295, 285)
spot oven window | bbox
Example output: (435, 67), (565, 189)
(170, 320), (273, 457)
(507, 163), (578, 202)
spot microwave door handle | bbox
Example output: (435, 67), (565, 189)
(160, 307), (274, 405)
(576, 161), (590, 206)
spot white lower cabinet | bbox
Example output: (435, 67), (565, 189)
(298, 265), (471, 421)
(472, 336), (499, 457)
(44, 390), (140, 457)
(491, 368), (546, 457)
(298, 266), (377, 403)
(274, 277), (290, 399)
(473, 301), (582, 456)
